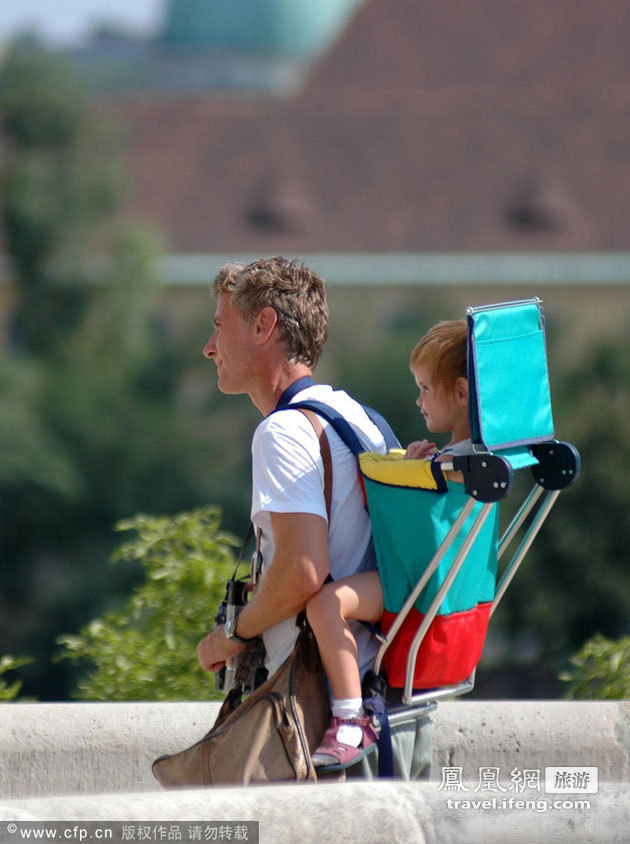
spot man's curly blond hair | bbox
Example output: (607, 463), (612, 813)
(212, 256), (329, 368)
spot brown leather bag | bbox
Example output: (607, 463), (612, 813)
(152, 617), (330, 787)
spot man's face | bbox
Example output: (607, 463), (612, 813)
(203, 293), (257, 395)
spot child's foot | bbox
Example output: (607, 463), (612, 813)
(312, 715), (378, 771)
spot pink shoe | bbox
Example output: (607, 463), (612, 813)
(312, 715), (378, 771)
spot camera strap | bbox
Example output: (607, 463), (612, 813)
(231, 523), (254, 580)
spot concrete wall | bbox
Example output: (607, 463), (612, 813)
(2, 701), (629, 800)
(1, 782), (629, 843)
(1, 701), (629, 842)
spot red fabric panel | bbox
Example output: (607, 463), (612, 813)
(380, 603), (492, 689)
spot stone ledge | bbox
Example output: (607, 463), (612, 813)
(0, 782), (628, 844)
(1, 701), (629, 800)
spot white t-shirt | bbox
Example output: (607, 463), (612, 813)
(251, 383), (390, 677)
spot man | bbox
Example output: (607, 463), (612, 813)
(197, 256), (431, 780)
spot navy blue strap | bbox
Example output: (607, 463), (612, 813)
(362, 670), (394, 778)
(362, 405), (400, 452)
(275, 376), (316, 410)
(286, 400), (364, 453)
(279, 399), (400, 453)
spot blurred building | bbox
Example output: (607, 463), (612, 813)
(10, 0), (630, 260)
(59, 0), (366, 96)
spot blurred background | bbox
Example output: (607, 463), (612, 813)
(1, 0), (629, 701)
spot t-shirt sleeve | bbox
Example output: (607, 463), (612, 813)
(251, 411), (327, 521)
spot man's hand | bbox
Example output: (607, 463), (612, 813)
(404, 439), (437, 460)
(197, 624), (245, 673)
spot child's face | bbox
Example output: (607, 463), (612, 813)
(413, 366), (466, 435)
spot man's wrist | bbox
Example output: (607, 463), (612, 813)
(225, 615), (257, 644)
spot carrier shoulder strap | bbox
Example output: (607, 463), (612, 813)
(275, 399), (399, 454)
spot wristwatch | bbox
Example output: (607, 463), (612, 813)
(224, 615), (256, 644)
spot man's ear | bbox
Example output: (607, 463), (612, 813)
(253, 306), (278, 345)
(455, 377), (469, 406)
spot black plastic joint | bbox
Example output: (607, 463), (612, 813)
(530, 441), (581, 490)
(453, 453), (514, 502)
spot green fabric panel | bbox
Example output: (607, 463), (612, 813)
(470, 302), (554, 449)
(365, 478), (498, 616)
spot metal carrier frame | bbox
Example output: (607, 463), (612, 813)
(376, 300), (581, 727)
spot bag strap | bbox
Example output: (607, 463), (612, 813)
(286, 401), (396, 779)
(253, 408), (334, 628)
(296, 408), (333, 522)
(273, 399), (396, 776)
(294, 408), (334, 598)
(236, 406), (334, 584)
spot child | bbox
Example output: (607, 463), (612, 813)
(306, 320), (471, 769)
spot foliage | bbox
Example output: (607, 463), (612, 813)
(0, 46), (227, 700)
(57, 507), (239, 701)
(333, 299), (445, 450)
(494, 334), (630, 671)
(560, 634), (630, 700)
(0, 656), (33, 702)
(0, 357), (79, 497)
(0, 46), (124, 356)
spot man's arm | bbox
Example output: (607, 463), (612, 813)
(197, 511), (329, 672)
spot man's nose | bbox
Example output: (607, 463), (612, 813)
(203, 334), (216, 359)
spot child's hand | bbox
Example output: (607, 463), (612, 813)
(404, 439), (438, 460)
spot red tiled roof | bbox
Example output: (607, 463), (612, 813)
(107, 0), (630, 252)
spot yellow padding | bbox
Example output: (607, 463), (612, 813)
(359, 449), (441, 490)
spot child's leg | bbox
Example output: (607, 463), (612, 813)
(306, 570), (383, 701)
(306, 570), (383, 767)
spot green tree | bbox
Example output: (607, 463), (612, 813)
(58, 507), (238, 700)
(561, 634), (630, 700)
(0, 656), (32, 702)
(0, 46), (123, 356)
(333, 301), (444, 450)
(0, 46), (231, 700)
(480, 331), (630, 695)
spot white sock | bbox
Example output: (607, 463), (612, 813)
(332, 697), (364, 747)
